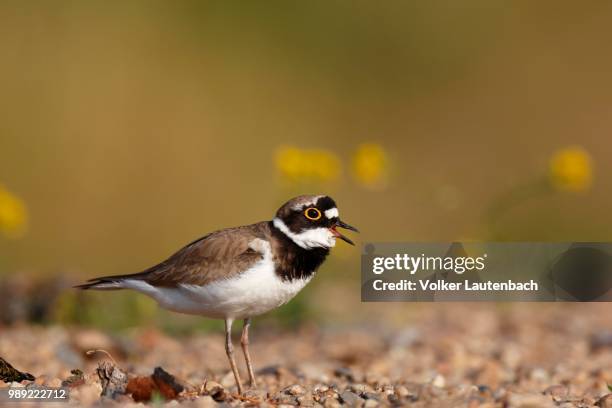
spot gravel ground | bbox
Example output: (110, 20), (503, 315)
(1, 304), (611, 407)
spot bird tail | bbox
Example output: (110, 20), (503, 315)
(74, 279), (124, 290)
(74, 271), (149, 291)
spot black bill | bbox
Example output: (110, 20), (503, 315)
(332, 220), (359, 245)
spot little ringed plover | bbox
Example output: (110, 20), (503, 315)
(76, 195), (358, 394)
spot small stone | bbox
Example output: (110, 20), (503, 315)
(395, 385), (410, 398)
(72, 329), (114, 352)
(274, 393), (298, 405)
(364, 399), (379, 408)
(420, 384), (445, 399)
(284, 384), (307, 396)
(362, 392), (379, 401)
(69, 383), (101, 407)
(194, 395), (217, 408)
(96, 361), (128, 399)
(334, 367), (355, 381)
(300, 363), (328, 382)
(62, 369), (85, 388)
(34, 375), (48, 385)
(530, 368), (549, 382)
(203, 381), (226, 402)
(350, 384), (366, 394)
(314, 384), (329, 393)
(431, 374), (445, 388)
(323, 398), (341, 408)
(381, 385), (394, 395)
(297, 394), (315, 407)
(596, 394), (612, 408)
(244, 389), (266, 400)
(508, 392), (555, 407)
(387, 393), (401, 406)
(580, 396), (597, 406)
(477, 384), (492, 397)
(365, 373), (381, 385)
(47, 378), (62, 388)
(542, 384), (568, 401)
(340, 390), (364, 407)
(590, 331), (612, 351)
(493, 387), (508, 401)
(219, 372), (236, 389)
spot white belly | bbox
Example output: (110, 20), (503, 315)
(121, 248), (314, 319)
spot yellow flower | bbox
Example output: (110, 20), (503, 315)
(351, 143), (388, 189)
(549, 146), (593, 192)
(275, 146), (341, 183)
(0, 184), (28, 238)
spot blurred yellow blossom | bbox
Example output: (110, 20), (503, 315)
(549, 146), (593, 192)
(275, 146), (341, 183)
(351, 143), (388, 189)
(0, 184), (28, 238)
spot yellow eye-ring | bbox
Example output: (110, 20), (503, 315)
(304, 207), (322, 221)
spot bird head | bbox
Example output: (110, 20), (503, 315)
(272, 195), (358, 249)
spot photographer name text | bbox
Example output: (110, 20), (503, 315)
(372, 279), (539, 292)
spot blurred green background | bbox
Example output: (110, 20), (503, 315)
(0, 1), (610, 332)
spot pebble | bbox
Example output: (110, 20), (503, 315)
(364, 399), (379, 408)
(274, 393), (298, 405)
(507, 392), (555, 407)
(530, 368), (549, 382)
(381, 385), (394, 395)
(297, 394), (315, 407)
(314, 384), (329, 393)
(542, 384), (569, 401)
(349, 384), (366, 394)
(34, 375), (48, 385)
(362, 392), (379, 401)
(219, 372), (236, 389)
(394, 385), (411, 398)
(387, 393), (401, 406)
(243, 389), (266, 400)
(334, 367), (355, 381)
(477, 384), (492, 396)
(323, 398), (341, 408)
(590, 331), (612, 351)
(72, 329), (114, 350)
(203, 381), (226, 402)
(431, 374), (445, 388)
(365, 373), (381, 386)
(70, 384), (102, 407)
(193, 396), (217, 408)
(340, 390), (364, 407)
(596, 394), (612, 408)
(284, 384), (307, 396)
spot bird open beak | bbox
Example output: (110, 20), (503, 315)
(330, 220), (359, 245)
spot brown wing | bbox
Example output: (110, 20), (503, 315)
(79, 222), (270, 289)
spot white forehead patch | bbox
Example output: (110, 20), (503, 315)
(272, 218), (336, 249)
(324, 208), (339, 219)
(291, 195), (324, 211)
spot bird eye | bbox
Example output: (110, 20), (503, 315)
(304, 207), (322, 221)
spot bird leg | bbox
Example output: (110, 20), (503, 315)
(240, 318), (257, 387)
(224, 318), (244, 394)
